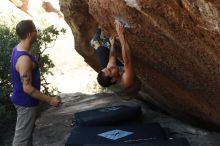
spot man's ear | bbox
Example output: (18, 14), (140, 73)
(27, 32), (31, 38)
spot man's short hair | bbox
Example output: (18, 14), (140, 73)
(97, 71), (113, 87)
(16, 20), (35, 39)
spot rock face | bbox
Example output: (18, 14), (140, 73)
(60, 0), (220, 130)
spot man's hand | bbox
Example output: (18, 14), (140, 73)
(109, 36), (115, 47)
(49, 97), (61, 107)
(115, 22), (125, 38)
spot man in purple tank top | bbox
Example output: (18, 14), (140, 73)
(10, 20), (61, 146)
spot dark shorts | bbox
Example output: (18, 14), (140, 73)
(96, 46), (124, 70)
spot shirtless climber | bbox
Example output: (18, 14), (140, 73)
(91, 21), (141, 93)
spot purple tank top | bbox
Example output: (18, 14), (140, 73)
(10, 47), (40, 107)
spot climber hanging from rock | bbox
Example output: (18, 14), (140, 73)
(90, 20), (141, 94)
(90, 25), (123, 70)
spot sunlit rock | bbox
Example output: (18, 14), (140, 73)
(60, 0), (220, 130)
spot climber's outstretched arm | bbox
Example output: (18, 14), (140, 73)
(116, 23), (134, 89)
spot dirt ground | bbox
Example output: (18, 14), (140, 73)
(33, 91), (220, 146)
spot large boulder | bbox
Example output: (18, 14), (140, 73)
(60, 0), (220, 130)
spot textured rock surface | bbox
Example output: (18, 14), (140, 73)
(60, 0), (220, 129)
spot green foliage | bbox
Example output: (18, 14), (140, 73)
(0, 24), (65, 142)
(0, 27), (18, 133)
(32, 25), (66, 95)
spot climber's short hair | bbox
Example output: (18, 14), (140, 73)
(97, 71), (115, 87)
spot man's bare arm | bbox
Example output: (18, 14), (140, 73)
(16, 55), (60, 106)
(107, 36), (117, 67)
(116, 23), (134, 89)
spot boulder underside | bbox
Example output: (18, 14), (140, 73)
(60, 0), (220, 130)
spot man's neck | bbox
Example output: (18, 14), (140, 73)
(17, 40), (32, 52)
